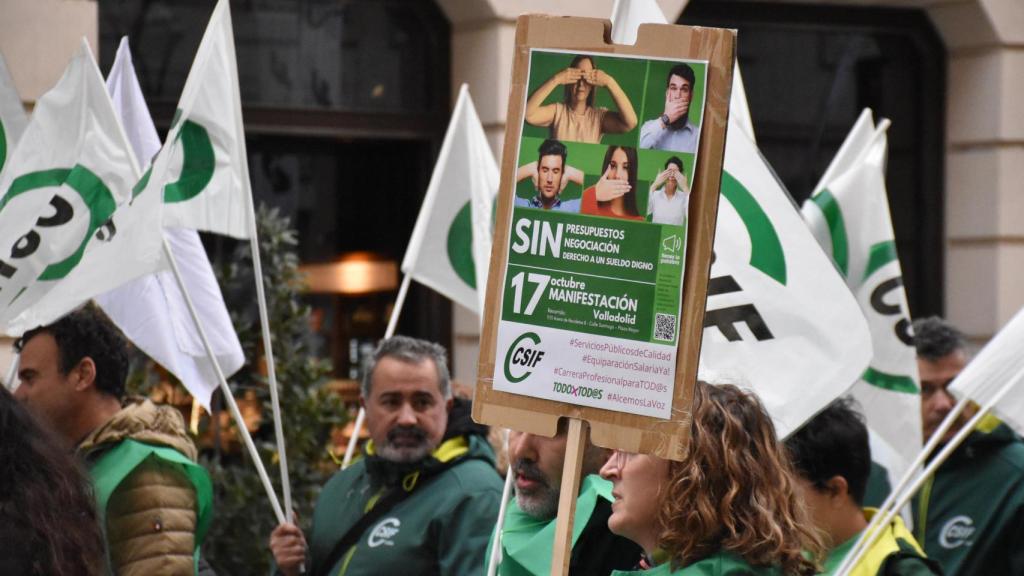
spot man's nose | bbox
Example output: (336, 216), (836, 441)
(935, 389), (957, 412)
(510, 433), (537, 463)
(396, 402), (417, 426)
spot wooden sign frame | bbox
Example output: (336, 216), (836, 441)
(474, 15), (736, 461)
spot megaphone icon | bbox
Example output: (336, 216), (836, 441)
(662, 234), (682, 253)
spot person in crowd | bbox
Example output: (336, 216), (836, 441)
(13, 303), (213, 576)
(515, 138), (585, 212)
(911, 316), (1024, 575)
(581, 145), (643, 221)
(488, 420), (643, 575)
(525, 54), (638, 144)
(599, 381), (822, 575)
(269, 336), (503, 576)
(647, 156), (689, 226)
(0, 385), (105, 575)
(640, 64), (700, 153)
(786, 398), (941, 575)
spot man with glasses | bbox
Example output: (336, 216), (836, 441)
(911, 317), (1024, 575)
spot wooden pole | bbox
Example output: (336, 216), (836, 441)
(550, 418), (587, 576)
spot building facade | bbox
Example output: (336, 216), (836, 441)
(0, 0), (1020, 383)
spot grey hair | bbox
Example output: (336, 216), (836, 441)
(361, 335), (451, 399)
(912, 316), (966, 361)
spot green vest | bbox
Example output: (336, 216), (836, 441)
(89, 439), (214, 575)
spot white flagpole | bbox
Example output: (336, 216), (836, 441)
(246, 212), (293, 521)
(341, 273), (412, 469)
(836, 365), (1024, 575)
(221, 4), (295, 521)
(487, 430), (514, 576)
(3, 353), (18, 390)
(162, 235), (286, 524)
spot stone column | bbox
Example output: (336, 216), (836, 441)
(926, 0), (1024, 341)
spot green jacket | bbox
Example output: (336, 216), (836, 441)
(821, 509), (940, 576)
(487, 474), (642, 575)
(308, 434), (503, 576)
(611, 551), (782, 575)
(912, 416), (1024, 576)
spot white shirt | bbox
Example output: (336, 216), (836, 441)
(647, 187), (689, 226)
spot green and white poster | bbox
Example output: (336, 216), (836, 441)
(494, 49), (707, 419)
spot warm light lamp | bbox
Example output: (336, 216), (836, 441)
(300, 252), (398, 295)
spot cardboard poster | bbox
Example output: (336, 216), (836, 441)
(475, 15), (735, 460)
(494, 49), (708, 419)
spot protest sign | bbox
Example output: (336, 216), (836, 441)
(475, 19), (733, 573)
(475, 14), (734, 463)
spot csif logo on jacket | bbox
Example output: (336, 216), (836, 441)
(367, 517), (401, 548)
(938, 515), (975, 549)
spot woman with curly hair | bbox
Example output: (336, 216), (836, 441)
(599, 381), (823, 575)
(0, 385), (105, 575)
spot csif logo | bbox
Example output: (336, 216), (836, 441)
(503, 332), (544, 383)
(939, 515), (975, 549)
(367, 517), (401, 548)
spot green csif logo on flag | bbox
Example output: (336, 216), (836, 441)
(720, 170), (787, 286)
(0, 119), (7, 176)
(133, 112), (215, 203)
(447, 201), (476, 289)
(703, 170), (787, 343)
(0, 165), (117, 285)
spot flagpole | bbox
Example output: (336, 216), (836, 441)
(245, 219), (295, 522)
(162, 236), (286, 524)
(835, 365), (1024, 575)
(341, 273), (412, 469)
(487, 430), (514, 576)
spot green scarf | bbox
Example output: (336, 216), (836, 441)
(494, 474), (612, 576)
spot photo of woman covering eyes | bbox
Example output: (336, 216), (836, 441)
(524, 54), (638, 145)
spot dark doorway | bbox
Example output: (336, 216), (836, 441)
(99, 0), (453, 367)
(682, 1), (946, 318)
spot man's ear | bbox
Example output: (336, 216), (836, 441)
(823, 475), (850, 505)
(446, 397), (454, 413)
(72, 357), (97, 392)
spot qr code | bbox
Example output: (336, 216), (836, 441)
(654, 313), (676, 341)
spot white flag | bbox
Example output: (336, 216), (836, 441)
(0, 51), (28, 178)
(153, 0), (252, 239)
(93, 37), (244, 409)
(401, 84), (499, 314)
(949, 306), (1024, 435)
(609, 0), (756, 141)
(0, 40), (140, 330)
(699, 116), (872, 438)
(802, 111), (921, 491)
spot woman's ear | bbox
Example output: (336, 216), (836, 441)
(823, 475), (850, 505)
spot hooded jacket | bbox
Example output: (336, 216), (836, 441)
(911, 416), (1024, 575)
(78, 398), (212, 576)
(306, 398), (503, 576)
